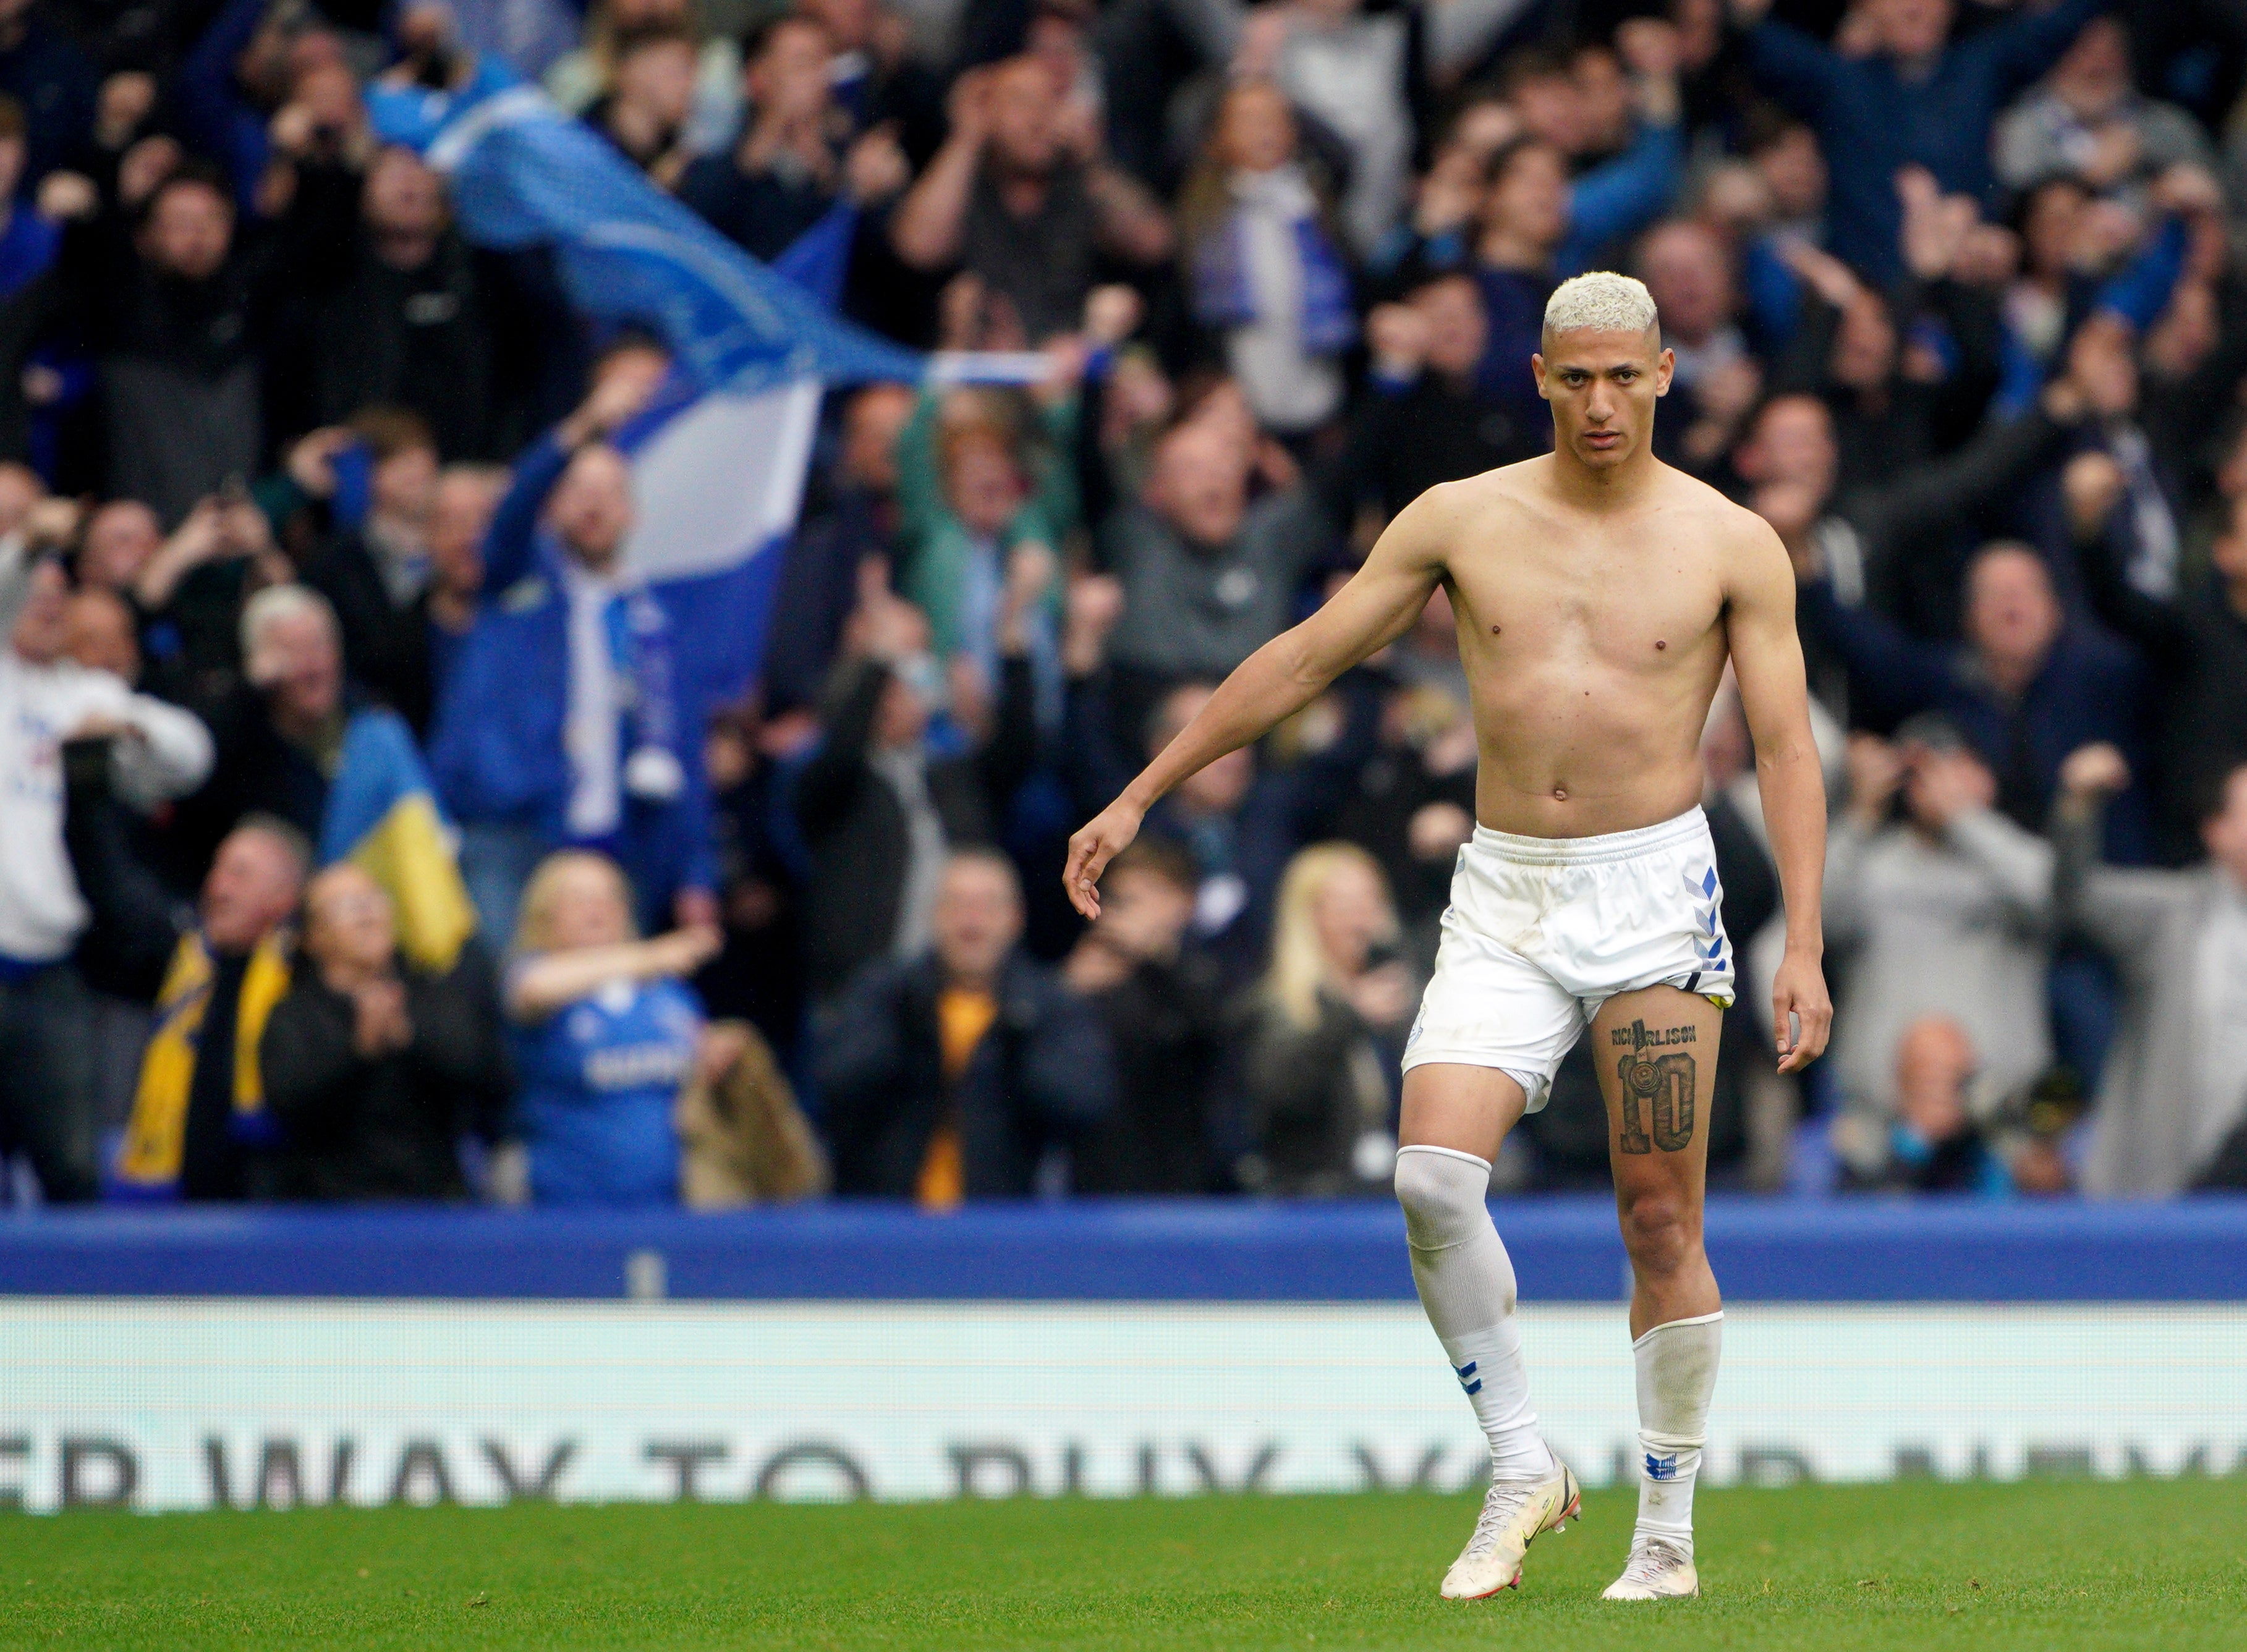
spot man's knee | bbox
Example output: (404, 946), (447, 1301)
(1617, 1185), (1700, 1276)
(1394, 1146), (1492, 1253)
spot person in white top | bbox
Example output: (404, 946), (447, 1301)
(0, 506), (211, 1200)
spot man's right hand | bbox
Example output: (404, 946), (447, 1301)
(844, 556), (930, 664)
(1776, 240), (1863, 310)
(23, 496), (81, 551)
(117, 135), (180, 210)
(1063, 798), (1145, 920)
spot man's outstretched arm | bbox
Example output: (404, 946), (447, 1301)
(1062, 488), (1453, 917)
(1723, 510), (1833, 1074)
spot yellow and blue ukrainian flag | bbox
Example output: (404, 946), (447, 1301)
(320, 708), (478, 973)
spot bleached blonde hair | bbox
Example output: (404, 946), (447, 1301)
(1544, 271), (1660, 337)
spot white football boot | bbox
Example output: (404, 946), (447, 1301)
(1438, 1460), (1580, 1599)
(1601, 1535), (1700, 1600)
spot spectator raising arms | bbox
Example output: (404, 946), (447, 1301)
(1822, 720), (2057, 1182)
(1338, 276), (1536, 532)
(1733, 0), (2103, 282)
(279, 143), (502, 462)
(794, 566), (1036, 1002)
(2055, 750), (2247, 1196)
(890, 55), (1171, 343)
(428, 343), (715, 943)
(504, 850), (720, 1207)
(680, 16), (909, 264)
(0, 507), (211, 1200)
(1101, 413), (1335, 687)
(10, 160), (285, 523)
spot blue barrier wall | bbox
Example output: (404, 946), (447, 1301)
(2, 1198), (2243, 1300)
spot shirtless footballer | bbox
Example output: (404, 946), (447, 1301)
(1064, 271), (1832, 1603)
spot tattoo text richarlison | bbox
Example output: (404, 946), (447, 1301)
(1612, 1019), (1696, 1156)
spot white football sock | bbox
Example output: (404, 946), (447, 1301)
(1395, 1145), (1555, 1483)
(1632, 1310), (1723, 1554)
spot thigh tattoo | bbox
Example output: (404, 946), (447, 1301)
(1612, 1019), (1697, 1154)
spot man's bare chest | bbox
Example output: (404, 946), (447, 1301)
(1446, 540), (1728, 669)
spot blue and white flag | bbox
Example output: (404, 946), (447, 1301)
(612, 376), (824, 715)
(385, 82), (924, 711)
(412, 85), (922, 395)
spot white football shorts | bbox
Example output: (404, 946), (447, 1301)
(1401, 805), (1735, 1112)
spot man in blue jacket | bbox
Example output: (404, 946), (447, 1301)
(429, 343), (717, 946)
(1733, 0), (2105, 284)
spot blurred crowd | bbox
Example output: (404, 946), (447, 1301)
(0, 0), (2243, 1211)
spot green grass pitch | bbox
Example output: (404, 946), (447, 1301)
(3, 1478), (2240, 1651)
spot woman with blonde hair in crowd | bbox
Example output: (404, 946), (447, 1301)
(1231, 842), (1417, 1196)
(504, 850), (722, 1205)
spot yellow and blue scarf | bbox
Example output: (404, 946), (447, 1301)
(108, 931), (292, 1198)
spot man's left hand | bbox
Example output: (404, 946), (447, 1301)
(1771, 947), (1831, 1074)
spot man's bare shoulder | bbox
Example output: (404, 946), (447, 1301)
(1400, 457), (1555, 542)
(1643, 463), (1757, 532)
(1647, 464), (1788, 568)
(1428, 454), (1555, 510)
(1360, 459), (1542, 575)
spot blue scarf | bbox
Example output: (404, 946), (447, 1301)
(1192, 180), (1356, 355)
(607, 580), (686, 806)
